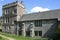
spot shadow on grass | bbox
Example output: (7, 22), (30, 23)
(0, 32), (49, 40)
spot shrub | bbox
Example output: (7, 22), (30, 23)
(0, 29), (2, 32)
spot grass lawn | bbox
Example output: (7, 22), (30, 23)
(0, 36), (8, 40)
(0, 32), (48, 40)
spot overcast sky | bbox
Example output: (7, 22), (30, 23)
(0, 0), (60, 16)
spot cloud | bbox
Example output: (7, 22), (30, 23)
(30, 6), (50, 13)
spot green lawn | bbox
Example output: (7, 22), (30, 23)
(0, 32), (48, 40)
(0, 36), (8, 40)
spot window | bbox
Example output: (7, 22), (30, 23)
(35, 31), (42, 36)
(3, 10), (6, 14)
(4, 9), (9, 14)
(35, 31), (38, 36)
(6, 18), (7, 23)
(7, 9), (10, 14)
(7, 9), (9, 14)
(8, 18), (9, 23)
(6, 9), (8, 14)
(35, 20), (42, 27)
(39, 31), (42, 36)
(14, 9), (17, 14)
(5, 18), (9, 23)
(26, 31), (30, 36)
(4, 19), (6, 23)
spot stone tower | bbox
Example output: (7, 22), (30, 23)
(2, 1), (26, 34)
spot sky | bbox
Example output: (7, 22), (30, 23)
(0, 0), (60, 16)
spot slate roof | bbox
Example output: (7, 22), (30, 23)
(20, 9), (60, 21)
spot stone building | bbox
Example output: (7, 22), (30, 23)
(2, 1), (26, 34)
(2, 1), (60, 38)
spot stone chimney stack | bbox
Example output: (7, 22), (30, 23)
(21, 1), (24, 5)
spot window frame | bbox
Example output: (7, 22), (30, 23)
(35, 20), (42, 27)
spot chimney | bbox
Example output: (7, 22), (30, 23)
(16, 0), (18, 2)
(21, 1), (24, 5)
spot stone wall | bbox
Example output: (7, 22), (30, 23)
(20, 19), (57, 37)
